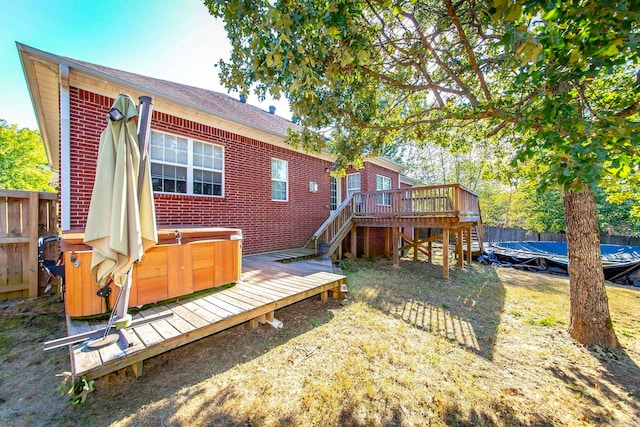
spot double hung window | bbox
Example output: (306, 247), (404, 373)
(346, 173), (361, 198)
(271, 158), (288, 201)
(376, 175), (391, 205)
(150, 130), (223, 197)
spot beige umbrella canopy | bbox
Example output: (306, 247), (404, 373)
(83, 94), (157, 287)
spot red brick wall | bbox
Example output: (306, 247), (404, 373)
(68, 88), (333, 254)
(342, 162), (399, 197)
(342, 227), (388, 257)
(361, 162), (399, 192)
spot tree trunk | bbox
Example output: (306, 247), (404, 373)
(503, 186), (513, 228)
(563, 188), (619, 349)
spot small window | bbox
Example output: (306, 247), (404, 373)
(271, 158), (288, 201)
(150, 132), (188, 194)
(376, 175), (391, 205)
(193, 141), (223, 196)
(346, 173), (361, 197)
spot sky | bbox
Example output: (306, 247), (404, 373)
(0, 0), (291, 130)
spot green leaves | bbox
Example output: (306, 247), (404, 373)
(542, 7), (561, 21)
(206, 0), (639, 196)
(55, 372), (95, 405)
(488, 0), (522, 21)
(597, 38), (624, 57)
(516, 40), (542, 66)
(0, 120), (54, 192)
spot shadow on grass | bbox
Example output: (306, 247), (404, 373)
(441, 399), (555, 426)
(548, 345), (640, 423)
(48, 296), (336, 426)
(345, 258), (505, 360)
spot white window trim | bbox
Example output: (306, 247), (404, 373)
(271, 157), (289, 202)
(376, 174), (392, 206)
(150, 129), (224, 198)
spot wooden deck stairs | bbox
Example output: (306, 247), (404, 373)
(455, 223), (484, 256)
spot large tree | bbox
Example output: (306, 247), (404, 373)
(205, 0), (639, 348)
(0, 120), (54, 192)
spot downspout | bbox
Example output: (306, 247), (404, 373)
(59, 64), (71, 230)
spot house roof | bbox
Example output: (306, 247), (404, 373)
(18, 42), (309, 168)
(17, 42), (403, 175)
(64, 56), (302, 138)
(400, 174), (420, 186)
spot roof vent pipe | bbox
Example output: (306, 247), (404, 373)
(269, 105), (276, 114)
(239, 94), (247, 103)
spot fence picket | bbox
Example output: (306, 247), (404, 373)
(0, 190), (58, 300)
(483, 226), (639, 246)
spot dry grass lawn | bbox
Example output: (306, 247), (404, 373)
(1, 254), (638, 426)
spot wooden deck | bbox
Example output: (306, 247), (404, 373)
(65, 249), (345, 380)
(312, 184), (483, 278)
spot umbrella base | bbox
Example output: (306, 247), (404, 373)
(86, 333), (120, 349)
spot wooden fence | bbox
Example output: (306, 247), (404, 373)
(483, 226), (640, 246)
(0, 190), (58, 300)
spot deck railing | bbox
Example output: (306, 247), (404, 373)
(311, 184), (481, 249)
(312, 193), (355, 248)
(353, 184), (480, 221)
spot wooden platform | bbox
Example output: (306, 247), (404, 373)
(313, 184), (483, 278)
(65, 249), (345, 380)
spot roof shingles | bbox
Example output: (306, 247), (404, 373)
(66, 56), (301, 137)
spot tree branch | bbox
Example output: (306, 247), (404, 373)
(397, 8), (479, 105)
(366, 6), (446, 107)
(443, 0), (492, 102)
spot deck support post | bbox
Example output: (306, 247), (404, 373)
(131, 361), (143, 378)
(413, 228), (418, 261)
(427, 228), (432, 264)
(392, 226), (400, 267)
(363, 227), (370, 258)
(466, 225), (472, 264)
(384, 227), (390, 257)
(321, 290), (328, 303)
(350, 225), (357, 258)
(332, 285), (345, 299)
(249, 311), (275, 328)
(456, 229), (463, 269)
(442, 226), (449, 278)
(249, 313), (267, 329)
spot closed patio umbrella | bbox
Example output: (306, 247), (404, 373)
(84, 94), (157, 286)
(83, 94), (157, 346)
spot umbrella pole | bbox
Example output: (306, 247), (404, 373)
(112, 95), (155, 328)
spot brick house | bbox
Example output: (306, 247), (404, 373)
(18, 43), (405, 255)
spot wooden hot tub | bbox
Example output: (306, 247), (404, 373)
(61, 227), (242, 317)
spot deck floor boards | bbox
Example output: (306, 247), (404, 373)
(148, 306), (195, 335)
(66, 248), (345, 380)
